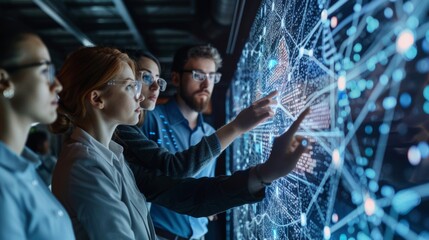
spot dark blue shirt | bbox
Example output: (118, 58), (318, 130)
(142, 98), (217, 239)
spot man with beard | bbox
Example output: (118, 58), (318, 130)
(141, 44), (222, 240)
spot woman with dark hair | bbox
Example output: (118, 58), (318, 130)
(0, 18), (74, 239)
(51, 46), (309, 239)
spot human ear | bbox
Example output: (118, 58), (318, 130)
(88, 90), (104, 109)
(171, 72), (180, 87)
(0, 69), (15, 99)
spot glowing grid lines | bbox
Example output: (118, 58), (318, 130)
(226, 0), (429, 239)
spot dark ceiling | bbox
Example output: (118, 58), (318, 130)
(0, 0), (261, 99)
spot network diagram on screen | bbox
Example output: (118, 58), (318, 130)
(226, 0), (429, 239)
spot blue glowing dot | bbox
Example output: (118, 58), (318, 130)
(365, 168), (376, 179)
(417, 58), (429, 73)
(384, 7), (393, 19)
(393, 189), (421, 215)
(403, 1), (414, 14)
(339, 234), (347, 240)
(366, 80), (374, 89)
(354, 43), (362, 52)
(301, 139), (308, 147)
(357, 231), (371, 240)
(404, 46), (418, 61)
(365, 147), (373, 157)
(418, 142), (429, 158)
(379, 74), (389, 85)
(369, 181), (379, 192)
(379, 123), (390, 135)
(399, 93), (412, 108)
(392, 69), (405, 82)
(365, 125), (373, 134)
(347, 26), (357, 36)
(424, 102), (429, 114)
(356, 157), (368, 166)
(422, 40), (429, 53)
(353, 54), (361, 62)
(337, 117), (344, 124)
(381, 185), (395, 197)
(382, 96), (397, 110)
(366, 16), (379, 33)
(423, 86), (429, 100)
(356, 167), (364, 175)
(354, 4), (361, 12)
(268, 59), (278, 70)
(352, 191), (363, 204)
(406, 16), (419, 29)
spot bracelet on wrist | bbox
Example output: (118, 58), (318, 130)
(254, 164), (271, 187)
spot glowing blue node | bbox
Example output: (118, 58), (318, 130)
(365, 148), (373, 157)
(366, 80), (374, 89)
(423, 86), (429, 100)
(365, 168), (376, 179)
(379, 75), (389, 85)
(404, 46), (417, 61)
(352, 191), (363, 205)
(353, 54), (361, 62)
(366, 17), (379, 33)
(399, 93), (412, 108)
(384, 8), (393, 19)
(347, 26), (357, 36)
(356, 167), (364, 176)
(357, 231), (371, 240)
(381, 185), (395, 198)
(365, 125), (373, 134)
(368, 102), (376, 112)
(353, 4), (361, 12)
(407, 16), (419, 29)
(382, 96), (397, 110)
(369, 181), (379, 192)
(417, 57), (429, 73)
(356, 157), (368, 166)
(392, 69), (405, 82)
(403, 1), (414, 14)
(379, 124), (390, 135)
(268, 59), (278, 70)
(418, 142), (429, 158)
(301, 139), (308, 147)
(301, 213), (307, 226)
(353, 43), (362, 52)
(339, 234), (347, 240)
(423, 101), (429, 114)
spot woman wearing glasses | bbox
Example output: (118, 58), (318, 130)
(51, 46), (309, 239)
(0, 19), (74, 238)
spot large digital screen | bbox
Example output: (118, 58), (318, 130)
(226, 0), (429, 239)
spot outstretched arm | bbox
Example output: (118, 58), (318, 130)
(248, 108), (310, 193)
(116, 91), (278, 178)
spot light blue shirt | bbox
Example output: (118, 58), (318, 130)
(52, 127), (156, 240)
(142, 98), (217, 239)
(0, 141), (75, 240)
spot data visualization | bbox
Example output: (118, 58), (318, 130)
(226, 0), (429, 239)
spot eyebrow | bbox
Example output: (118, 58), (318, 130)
(141, 68), (159, 77)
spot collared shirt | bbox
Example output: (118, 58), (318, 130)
(52, 127), (156, 240)
(0, 141), (75, 240)
(142, 98), (217, 239)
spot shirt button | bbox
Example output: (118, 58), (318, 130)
(57, 210), (64, 217)
(31, 180), (38, 186)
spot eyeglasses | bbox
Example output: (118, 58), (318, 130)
(139, 71), (167, 92)
(107, 79), (143, 99)
(3, 61), (56, 86)
(182, 70), (221, 84)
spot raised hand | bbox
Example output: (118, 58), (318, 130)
(230, 90), (278, 134)
(257, 108), (310, 184)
